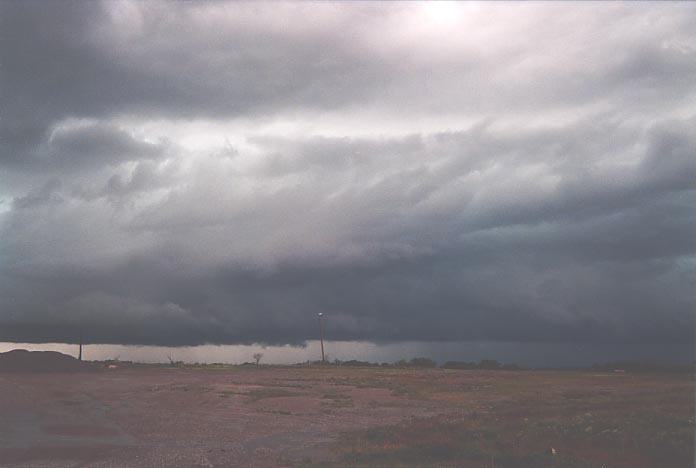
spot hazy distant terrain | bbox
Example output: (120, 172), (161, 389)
(0, 363), (692, 467)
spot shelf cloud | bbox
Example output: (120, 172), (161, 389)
(0, 1), (694, 347)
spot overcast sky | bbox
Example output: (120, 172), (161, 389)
(0, 1), (694, 352)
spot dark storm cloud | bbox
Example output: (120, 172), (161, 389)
(0, 1), (393, 169)
(3, 2), (695, 168)
(0, 1), (694, 348)
(46, 123), (168, 169)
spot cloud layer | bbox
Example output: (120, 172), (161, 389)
(1, 1), (694, 347)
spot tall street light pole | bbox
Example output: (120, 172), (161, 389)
(78, 329), (83, 361)
(317, 313), (325, 363)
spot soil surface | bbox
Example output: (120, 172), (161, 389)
(0, 365), (692, 467)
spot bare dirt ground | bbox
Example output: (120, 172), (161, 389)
(0, 365), (693, 467)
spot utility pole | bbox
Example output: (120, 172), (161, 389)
(78, 330), (83, 361)
(317, 313), (325, 363)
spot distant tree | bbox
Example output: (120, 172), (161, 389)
(342, 360), (377, 367)
(166, 354), (183, 367)
(253, 353), (263, 367)
(409, 357), (437, 368)
(479, 359), (501, 370)
(442, 361), (477, 370)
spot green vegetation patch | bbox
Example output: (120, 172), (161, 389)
(244, 388), (303, 402)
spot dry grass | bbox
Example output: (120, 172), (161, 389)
(324, 370), (694, 468)
(1, 365), (691, 467)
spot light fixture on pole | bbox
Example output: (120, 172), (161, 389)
(317, 313), (325, 363)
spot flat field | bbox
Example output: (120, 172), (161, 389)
(0, 366), (692, 467)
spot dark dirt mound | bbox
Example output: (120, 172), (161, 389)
(0, 349), (98, 373)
